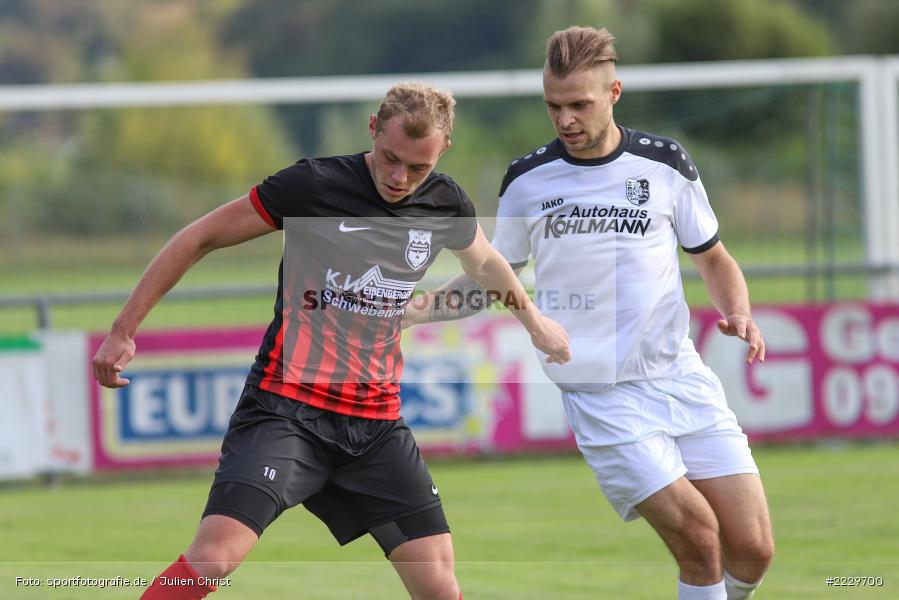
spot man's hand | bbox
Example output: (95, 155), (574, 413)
(401, 293), (431, 329)
(717, 314), (765, 363)
(529, 315), (571, 364)
(92, 332), (136, 388)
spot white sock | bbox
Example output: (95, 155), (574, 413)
(678, 579), (726, 600)
(724, 570), (761, 599)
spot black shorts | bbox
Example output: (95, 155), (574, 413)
(203, 385), (447, 553)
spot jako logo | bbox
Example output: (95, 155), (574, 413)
(541, 197), (565, 212)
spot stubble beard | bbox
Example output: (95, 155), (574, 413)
(561, 114), (614, 157)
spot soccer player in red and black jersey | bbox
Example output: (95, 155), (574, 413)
(92, 82), (570, 600)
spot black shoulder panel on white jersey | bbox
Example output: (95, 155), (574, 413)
(498, 140), (562, 197)
(622, 128), (699, 182)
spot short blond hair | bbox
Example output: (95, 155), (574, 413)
(545, 26), (618, 77)
(375, 82), (456, 140)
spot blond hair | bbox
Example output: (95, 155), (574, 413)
(375, 82), (456, 140)
(545, 26), (618, 77)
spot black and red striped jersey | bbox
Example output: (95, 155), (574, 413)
(245, 152), (477, 420)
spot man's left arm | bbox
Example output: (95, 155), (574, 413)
(689, 242), (765, 364)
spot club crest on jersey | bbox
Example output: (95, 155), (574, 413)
(626, 178), (650, 206)
(405, 229), (432, 270)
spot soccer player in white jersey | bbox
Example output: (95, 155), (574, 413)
(405, 26), (774, 600)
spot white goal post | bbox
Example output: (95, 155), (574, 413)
(2, 55), (897, 298)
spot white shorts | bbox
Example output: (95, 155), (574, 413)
(562, 367), (759, 521)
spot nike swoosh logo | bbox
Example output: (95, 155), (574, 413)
(431, 485), (439, 495)
(339, 221), (372, 232)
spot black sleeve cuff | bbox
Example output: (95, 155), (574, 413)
(682, 232), (719, 254)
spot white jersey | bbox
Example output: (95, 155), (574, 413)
(492, 127), (718, 391)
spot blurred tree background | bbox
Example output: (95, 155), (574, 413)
(1, 0), (897, 270)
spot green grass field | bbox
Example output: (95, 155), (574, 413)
(2, 445), (898, 599)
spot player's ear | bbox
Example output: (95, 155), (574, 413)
(369, 114), (378, 139)
(610, 80), (622, 105)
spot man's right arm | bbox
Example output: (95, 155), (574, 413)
(92, 194), (276, 388)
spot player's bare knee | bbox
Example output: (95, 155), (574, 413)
(751, 536), (774, 569)
(409, 570), (459, 600)
(400, 561), (457, 600)
(765, 536), (775, 562)
(687, 537), (720, 567)
(675, 534), (722, 584)
(730, 524), (774, 560)
(731, 537), (774, 581)
(673, 520), (721, 568)
(184, 544), (242, 578)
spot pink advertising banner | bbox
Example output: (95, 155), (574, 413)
(86, 302), (899, 471)
(692, 303), (899, 441)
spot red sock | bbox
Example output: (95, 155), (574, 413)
(140, 555), (217, 599)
